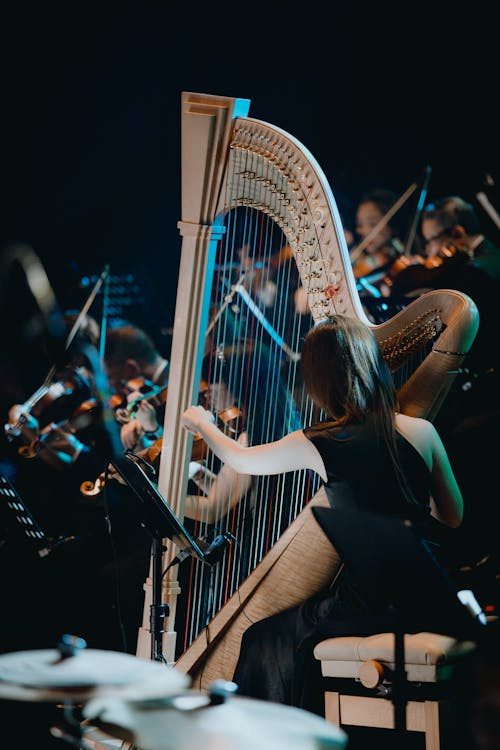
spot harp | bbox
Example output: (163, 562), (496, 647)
(136, 93), (478, 690)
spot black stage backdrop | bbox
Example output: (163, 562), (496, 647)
(0, 0), (498, 398)
(0, 0), (498, 686)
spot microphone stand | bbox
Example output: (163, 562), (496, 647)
(150, 535), (169, 662)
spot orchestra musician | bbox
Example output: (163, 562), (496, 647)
(181, 314), (464, 714)
(350, 188), (406, 292)
(0, 313), (116, 652)
(2, 319), (173, 654)
(4, 312), (103, 468)
(183, 334), (302, 529)
(103, 324), (170, 451)
(388, 195), (500, 564)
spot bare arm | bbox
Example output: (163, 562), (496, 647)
(428, 423), (464, 528)
(396, 413), (463, 528)
(183, 432), (253, 523)
(181, 405), (327, 481)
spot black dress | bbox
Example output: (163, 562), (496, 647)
(232, 415), (451, 715)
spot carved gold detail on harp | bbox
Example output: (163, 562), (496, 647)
(136, 93), (478, 687)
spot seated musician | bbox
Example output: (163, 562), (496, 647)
(184, 336), (302, 526)
(181, 314), (464, 714)
(389, 195), (500, 564)
(103, 323), (170, 452)
(183, 376), (252, 525)
(4, 312), (104, 467)
(0, 313), (122, 652)
(351, 188), (405, 292)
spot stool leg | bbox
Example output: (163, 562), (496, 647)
(324, 691), (341, 725)
(424, 700), (440, 750)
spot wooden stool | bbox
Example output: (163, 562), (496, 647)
(313, 632), (474, 750)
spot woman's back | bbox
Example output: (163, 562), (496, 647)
(304, 414), (431, 523)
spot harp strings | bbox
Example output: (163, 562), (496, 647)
(179, 202), (440, 651)
(178, 174), (323, 649)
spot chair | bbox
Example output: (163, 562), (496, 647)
(311, 506), (486, 749)
(313, 631), (472, 750)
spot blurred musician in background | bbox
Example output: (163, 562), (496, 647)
(104, 324), (170, 451)
(0, 312), (115, 652)
(1, 317), (171, 654)
(350, 188), (406, 292)
(4, 313), (104, 468)
(185, 334), (302, 526)
(389, 195), (500, 565)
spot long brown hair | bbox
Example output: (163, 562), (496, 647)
(301, 315), (417, 503)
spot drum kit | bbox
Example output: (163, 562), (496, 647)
(0, 635), (347, 750)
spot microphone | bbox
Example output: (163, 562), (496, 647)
(167, 532), (235, 570)
(203, 531), (235, 564)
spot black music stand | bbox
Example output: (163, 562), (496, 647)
(0, 472), (75, 560)
(312, 507), (487, 735)
(108, 453), (227, 662)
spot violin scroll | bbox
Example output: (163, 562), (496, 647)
(80, 473), (106, 497)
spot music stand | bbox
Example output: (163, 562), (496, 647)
(108, 453), (224, 662)
(312, 507), (487, 735)
(0, 472), (74, 560)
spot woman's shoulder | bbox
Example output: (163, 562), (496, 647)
(395, 412), (435, 432)
(395, 412), (436, 438)
(395, 413), (438, 467)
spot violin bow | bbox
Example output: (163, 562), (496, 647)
(476, 191), (500, 231)
(403, 165), (432, 256)
(98, 263), (111, 359)
(66, 264), (109, 354)
(349, 182), (418, 265)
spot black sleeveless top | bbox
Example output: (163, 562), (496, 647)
(304, 414), (432, 527)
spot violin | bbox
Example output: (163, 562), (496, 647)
(352, 239), (405, 280)
(80, 402), (243, 498)
(145, 403), (242, 465)
(352, 252), (390, 279)
(384, 242), (469, 297)
(5, 367), (92, 441)
(112, 376), (169, 424)
(17, 398), (100, 469)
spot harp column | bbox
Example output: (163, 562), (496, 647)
(136, 93), (251, 662)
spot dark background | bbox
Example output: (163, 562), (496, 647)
(0, 6), (498, 735)
(0, 1), (498, 393)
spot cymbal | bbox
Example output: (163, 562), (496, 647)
(83, 689), (348, 750)
(0, 648), (190, 703)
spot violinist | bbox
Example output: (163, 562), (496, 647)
(390, 195), (500, 564)
(350, 188), (406, 294)
(182, 334), (302, 529)
(4, 312), (105, 469)
(103, 324), (170, 451)
(390, 195), (500, 312)
(1, 310), (114, 647)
